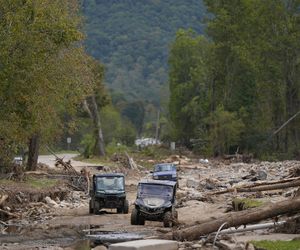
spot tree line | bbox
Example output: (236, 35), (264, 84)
(169, 0), (300, 159)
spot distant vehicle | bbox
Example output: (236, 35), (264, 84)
(131, 179), (177, 227)
(152, 163), (178, 186)
(89, 173), (129, 214)
(13, 156), (23, 166)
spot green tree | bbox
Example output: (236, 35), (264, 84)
(0, 0), (93, 169)
(168, 30), (212, 145)
(205, 106), (244, 156)
(204, 0), (300, 156)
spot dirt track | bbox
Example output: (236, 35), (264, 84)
(1, 155), (300, 249)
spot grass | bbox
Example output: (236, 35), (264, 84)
(73, 144), (181, 170)
(233, 198), (264, 210)
(251, 240), (300, 250)
(25, 177), (59, 189)
(0, 177), (59, 190)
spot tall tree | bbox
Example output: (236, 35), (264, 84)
(168, 30), (212, 145)
(83, 58), (110, 157)
(0, 0), (93, 170)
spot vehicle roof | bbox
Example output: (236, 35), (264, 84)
(93, 173), (124, 177)
(138, 179), (176, 187)
(154, 163), (176, 167)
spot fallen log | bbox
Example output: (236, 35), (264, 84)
(0, 194), (8, 206)
(216, 221), (286, 235)
(173, 197), (300, 241)
(211, 178), (300, 195)
(0, 208), (19, 219)
(125, 152), (139, 170)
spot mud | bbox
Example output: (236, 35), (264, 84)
(1, 155), (300, 249)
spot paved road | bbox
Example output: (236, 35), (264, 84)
(38, 153), (98, 171)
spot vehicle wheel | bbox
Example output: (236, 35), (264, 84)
(94, 201), (100, 215)
(123, 200), (129, 214)
(131, 208), (139, 225)
(163, 211), (173, 227)
(139, 215), (145, 225)
(89, 200), (94, 214)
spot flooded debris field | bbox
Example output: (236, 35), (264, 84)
(1, 154), (300, 249)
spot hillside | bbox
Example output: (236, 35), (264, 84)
(82, 0), (205, 105)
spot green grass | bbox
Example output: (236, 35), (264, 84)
(25, 177), (59, 189)
(0, 177), (59, 190)
(251, 240), (300, 250)
(233, 198), (264, 209)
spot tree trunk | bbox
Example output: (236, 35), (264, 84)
(83, 97), (105, 157)
(27, 134), (40, 171)
(91, 95), (105, 156)
(173, 197), (300, 241)
(211, 178), (300, 195)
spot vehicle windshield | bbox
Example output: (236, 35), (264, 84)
(138, 184), (173, 198)
(154, 164), (175, 172)
(96, 176), (124, 191)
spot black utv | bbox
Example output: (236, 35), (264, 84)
(131, 180), (177, 227)
(89, 173), (129, 214)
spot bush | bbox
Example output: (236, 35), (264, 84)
(105, 141), (129, 156)
(80, 134), (95, 158)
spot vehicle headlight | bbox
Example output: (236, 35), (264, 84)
(172, 174), (176, 178)
(153, 175), (158, 180)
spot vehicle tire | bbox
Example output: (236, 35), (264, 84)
(89, 200), (94, 214)
(139, 215), (145, 225)
(131, 208), (139, 225)
(123, 200), (129, 214)
(94, 201), (100, 215)
(163, 211), (173, 228)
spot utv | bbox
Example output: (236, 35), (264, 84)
(89, 173), (129, 214)
(152, 163), (178, 188)
(131, 180), (177, 227)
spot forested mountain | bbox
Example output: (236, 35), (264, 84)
(82, 0), (206, 106)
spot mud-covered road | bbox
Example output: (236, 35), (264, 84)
(1, 155), (300, 249)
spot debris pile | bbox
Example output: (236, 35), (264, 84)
(168, 159), (300, 244)
(111, 152), (139, 170)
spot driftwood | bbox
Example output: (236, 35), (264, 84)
(0, 194), (8, 206)
(211, 177), (300, 195)
(223, 153), (253, 163)
(125, 152), (139, 170)
(54, 157), (79, 176)
(46, 146), (79, 176)
(0, 208), (19, 219)
(172, 197), (300, 241)
(217, 221), (286, 235)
